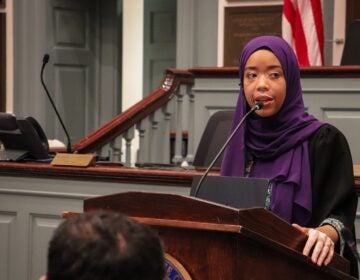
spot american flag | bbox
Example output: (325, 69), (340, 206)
(282, 0), (324, 66)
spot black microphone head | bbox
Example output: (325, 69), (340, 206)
(255, 102), (264, 110)
(43, 54), (50, 64)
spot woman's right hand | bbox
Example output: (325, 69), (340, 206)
(292, 223), (335, 266)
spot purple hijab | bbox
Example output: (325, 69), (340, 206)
(221, 36), (324, 225)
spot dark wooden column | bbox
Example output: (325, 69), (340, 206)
(346, 0), (360, 31)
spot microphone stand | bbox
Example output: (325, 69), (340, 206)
(40, 54), (95, 167)
(193, 102), (263, 197)
(40, 54), (73, 153)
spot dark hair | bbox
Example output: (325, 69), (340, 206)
(47, 210), (165, 280)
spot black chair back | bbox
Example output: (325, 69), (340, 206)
(193, 110), (234, 167)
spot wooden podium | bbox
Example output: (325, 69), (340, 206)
(83, 192), (355, 280)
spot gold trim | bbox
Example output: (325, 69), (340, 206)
(165, 253), (192, 280)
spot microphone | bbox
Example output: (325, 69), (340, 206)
(193, 102), (263, 197)
(41, 54), (72, 153)
(341, 227), (360, 262)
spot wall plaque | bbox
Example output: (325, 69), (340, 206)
(224, 5), (282, 66)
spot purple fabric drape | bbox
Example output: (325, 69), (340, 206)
(220, 36), (324, 225)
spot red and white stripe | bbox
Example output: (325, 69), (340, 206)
(282, 0), (324, 66)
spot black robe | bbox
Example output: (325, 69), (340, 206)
(308, 124), (358, 277)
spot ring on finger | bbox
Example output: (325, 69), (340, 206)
(324, 242), (333, 248)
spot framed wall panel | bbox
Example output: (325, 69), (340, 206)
(223, 5), (282, 66)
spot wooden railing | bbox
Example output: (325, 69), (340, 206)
(72, 66), (360, 169)
(73, 69), (194, 166)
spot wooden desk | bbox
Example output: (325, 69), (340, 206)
(0, 162), (359, 279)
(0, 162), (197, 280)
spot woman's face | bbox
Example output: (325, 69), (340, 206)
(243, 49), (286, 117)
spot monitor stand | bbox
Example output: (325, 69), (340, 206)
(0, 149), (29, 161)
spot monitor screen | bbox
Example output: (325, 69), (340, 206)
(191, 175), (269, 209)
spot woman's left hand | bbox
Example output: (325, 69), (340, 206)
(292, 223), (335, 266)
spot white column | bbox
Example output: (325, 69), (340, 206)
(217, 0), (226, 67)
(1, 0), (14, 112)
(122, 0), (144, 165)
(122, 0), (144, 110)
(332, 1), (346, 65)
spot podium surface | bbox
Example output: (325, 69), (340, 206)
(84, 191), (355, 280)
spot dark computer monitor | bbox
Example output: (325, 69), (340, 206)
(191, 175), (269, 209)
(0, 113), (51, 161)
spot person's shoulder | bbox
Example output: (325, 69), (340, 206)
(314, 123), (342, 136)
(311, 123), (348, 146)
